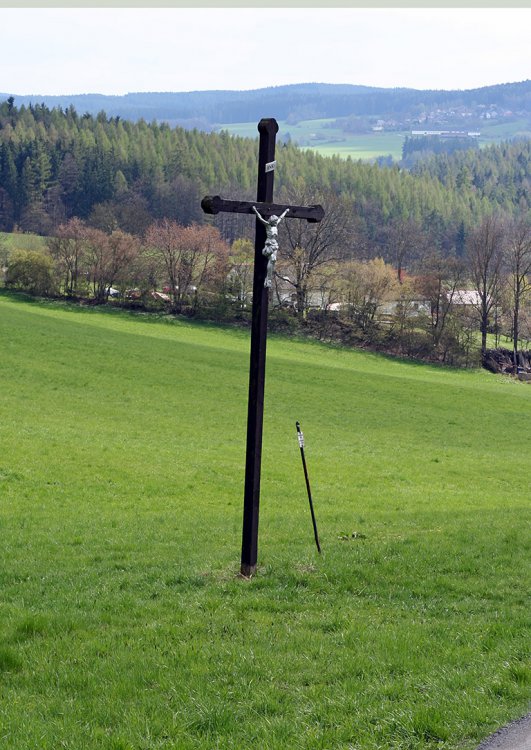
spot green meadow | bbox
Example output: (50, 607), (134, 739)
(0, 292), (529, 750)
(218, 119), (405, 160)
(0, 232), (46, 259)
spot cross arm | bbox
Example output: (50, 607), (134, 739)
(201, 195), (324, 223)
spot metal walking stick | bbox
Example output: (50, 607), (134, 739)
(296, 421), (321, 554)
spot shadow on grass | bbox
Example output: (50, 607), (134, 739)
(0, 287), (487, 376)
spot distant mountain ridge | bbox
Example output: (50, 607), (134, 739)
(1, 80), (530, 128)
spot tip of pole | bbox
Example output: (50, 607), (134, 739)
(258, 118), (279, 135)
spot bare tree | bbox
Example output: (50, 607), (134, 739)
(466, 215), (504, 357)
(145, 220), (228, 311)
(47, 217), (88, 296)
(416, 252), (466, 356)
(227, 238), (254, 309)
(384, 217), (429, 283)
(504, 217), (531, 368)
(178, 224), (229, 308)
(276, 193), (353, 318)
(85, 228), (139, 303)
(107, 230), (141, 295)
(145, 219), (183, 308)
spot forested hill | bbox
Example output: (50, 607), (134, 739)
(1, 80), (530, 127)
(0, 99), (526, 257)
(411, 139), (530, 214)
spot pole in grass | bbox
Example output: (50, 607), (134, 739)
(296, 421), (321, 554)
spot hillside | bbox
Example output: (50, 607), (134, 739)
(2, 80), (530, 129)
(411, 139), (531, 212)
(1, 291), (530, 749)
(0, 98), (491, 247)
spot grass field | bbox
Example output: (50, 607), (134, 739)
(0, 232), (47, 253)
(217, 119), (406, 161)
(0, 291), (529, 750)
(217, 117), (530, 161)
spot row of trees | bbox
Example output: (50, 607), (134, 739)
(5, 219), (229, 311)
(261, 212), (530, 368)
(4, 210), (530, 369)
(467, 215), (531, 363)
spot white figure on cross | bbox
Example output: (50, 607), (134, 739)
(252, 205), (289, 287)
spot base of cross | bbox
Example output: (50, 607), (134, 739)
(239, 565), (255, 579)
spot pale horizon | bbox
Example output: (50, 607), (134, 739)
(2, 8), (530, 97)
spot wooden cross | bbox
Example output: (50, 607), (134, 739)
(201, 118), (324, 577)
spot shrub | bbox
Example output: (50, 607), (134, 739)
(5, 248), (56, 296)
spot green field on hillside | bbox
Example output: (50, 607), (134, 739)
(302, 134), (404, 160)
(0, 291), (529, 750)
(218, 117), (530, 161)
(0, 231), (46, 257)
(479, 118), (531, 142)
(218, 118), (406, 160)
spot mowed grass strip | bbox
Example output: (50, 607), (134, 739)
(0, 292), (529, 750)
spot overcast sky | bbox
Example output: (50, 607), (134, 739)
(2, 8), (530, 96)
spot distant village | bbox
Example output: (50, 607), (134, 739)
(371, 102), (519, 133)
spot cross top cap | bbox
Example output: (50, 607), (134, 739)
(257, 118), (279, 135)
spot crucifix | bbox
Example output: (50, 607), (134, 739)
(201, 118), (324, 577)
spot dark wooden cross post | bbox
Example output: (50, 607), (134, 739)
(201, 118), (324, 577)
